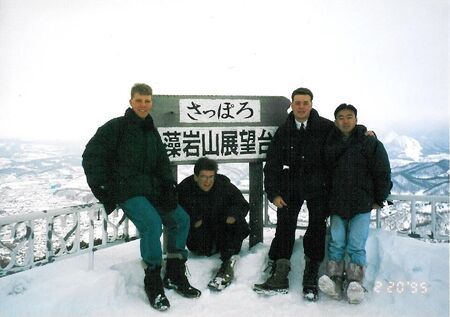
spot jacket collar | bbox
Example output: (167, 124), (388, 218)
(124, 108), (155, 131)
(284, 108), (320, 131)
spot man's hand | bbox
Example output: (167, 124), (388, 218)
(365, 130), (376, 137)
(272, 196), (288, 209)
(226, 216), (236, 224)
(194, 219), (203, 228)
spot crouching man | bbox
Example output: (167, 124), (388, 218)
(178, 157), (250, 291)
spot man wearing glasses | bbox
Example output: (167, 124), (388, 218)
(177, 157), (250, 291)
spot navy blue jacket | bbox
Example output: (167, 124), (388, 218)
(324, 126), (392, 219)
(264, 109), (334, 202)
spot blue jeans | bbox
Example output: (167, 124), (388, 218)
(120, 196), (190, 269)
(327, 212), (371, 266)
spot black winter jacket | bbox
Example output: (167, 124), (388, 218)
(264, 109), (334, 202)
(323, 126), (392, 219)
(177, 174), (249, 226)
(82, 108), (175, 213)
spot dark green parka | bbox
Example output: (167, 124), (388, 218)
(82, 108), (175, 213)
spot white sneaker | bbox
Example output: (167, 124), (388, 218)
(346, 281), (365, 304)
(318, 275), (343, 300)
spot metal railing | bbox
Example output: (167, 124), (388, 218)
(376, 194), (449, 240)
(0, 203), (136, 277)
(1, 194), (448, 277)
(263, 194), (449, 240)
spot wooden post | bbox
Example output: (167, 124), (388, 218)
(249, 161), (264, 247)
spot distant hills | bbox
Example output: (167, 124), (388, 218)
(381, 132), (449, 195)
(0, 134), (448, 216)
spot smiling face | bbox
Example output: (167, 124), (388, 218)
(291, 94), (312, 122)
(129, 93), (153, 119)
(335, 109), (357, 136)
(194, 170), (216, 192)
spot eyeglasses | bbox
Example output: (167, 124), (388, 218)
(198, 175), (215, 181)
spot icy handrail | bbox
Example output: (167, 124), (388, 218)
(1, 194), (449, 277)
(0, 203), (136, 277)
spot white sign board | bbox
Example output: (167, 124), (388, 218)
(179, 99), (261, 123)
(159, 126), (277, 161)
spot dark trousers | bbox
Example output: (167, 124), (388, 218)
(268, 195), (328, 262)
(187, 218), (250, 261)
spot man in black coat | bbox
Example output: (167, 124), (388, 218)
(253, 87), (337, 300)
(82, 83), (200, 311)
(319, 104), (391, 304)
(178, 157), (250, 291)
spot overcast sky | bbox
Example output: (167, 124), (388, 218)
(0, 0), (448, 143)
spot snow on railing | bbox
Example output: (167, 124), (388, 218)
(1, 194), (448, 277)
(0, 203), (137, 277)
(263, 194), (449, 241)
(377, 194), (449, 241)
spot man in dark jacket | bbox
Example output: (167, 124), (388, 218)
(82, 83), (200, 312)
(253, 87), (338, 300)
(318, 104), (391, 304)
(178, 157), (250, 291)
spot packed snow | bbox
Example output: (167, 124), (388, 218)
(0, 228), (448, 317)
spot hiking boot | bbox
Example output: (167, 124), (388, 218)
(345, 262), (365, 304)
(253, 258), (290, 295)
(302, 257), (321, 301)
(208, 255), (238, 291)
(318, 260), (345, 300)
(144, 267), (170, 311)
(163, 258), (201, 298)
(262, 258), (276, 277)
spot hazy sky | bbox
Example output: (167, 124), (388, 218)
(0, 0), (448, 143)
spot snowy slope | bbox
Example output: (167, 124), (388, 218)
(0, 229), (448, 317)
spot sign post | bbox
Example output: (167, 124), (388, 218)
(153, 95), (290, 247)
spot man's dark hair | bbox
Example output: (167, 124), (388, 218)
(291, 87), (313, 102)
(131, 83), (153, 98)
(194, 157), (218, 176)
(334, 103), (358, 118)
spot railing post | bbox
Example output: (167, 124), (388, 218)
(249, 161), (264, 247)
(409, 199), (420, 238)
(431, 202), (437, 239)
(264, 194), (270, 227)
(88, 209), (95, 271)
(26, 220), (35, 269)
(46, 216), (54, 263)
(376, 208), (381, 229)
(74, 212), (81, 253)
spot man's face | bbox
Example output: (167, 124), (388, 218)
(291, 94), (312, 122)
(335, 109), (357, 136)
(194, 170), (215, 192)
(129, 93), (153, 119)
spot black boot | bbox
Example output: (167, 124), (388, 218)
(208, 255), (238, 291)
(163, 258), (201, 298)
(144, 267), (170, 311)
(302, 257), (320, 301)
(253, 258), (291, 295)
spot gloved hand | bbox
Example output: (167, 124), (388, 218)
(154, 183), (178, 213)
(92, 184), (116, 214)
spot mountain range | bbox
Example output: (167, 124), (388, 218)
(0, 133), (448, 216)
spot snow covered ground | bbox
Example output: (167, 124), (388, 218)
(0, 228), (448, 317)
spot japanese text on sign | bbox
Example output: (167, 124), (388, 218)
(159, 127), (276, 161)
(179, 99), (261, 123)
